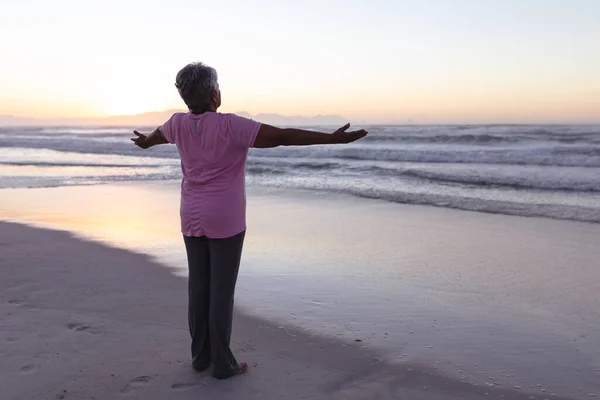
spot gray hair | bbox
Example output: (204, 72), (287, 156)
(175, 62), (219, 113)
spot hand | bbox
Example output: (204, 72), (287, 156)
(130, 130), (150, 149)
(331, 123), (368, 144)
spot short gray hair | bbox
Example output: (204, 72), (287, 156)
(175, 62), (219, 113)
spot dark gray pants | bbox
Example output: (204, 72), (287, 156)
(183, 230), (245, 379)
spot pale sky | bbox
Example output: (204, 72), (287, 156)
(1, 0), (599, 123)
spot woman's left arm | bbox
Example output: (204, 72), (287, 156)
(130, 128), (169, 149)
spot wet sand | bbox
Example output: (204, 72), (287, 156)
(1, 221), (574, 400)
(1, 181), (599, 398)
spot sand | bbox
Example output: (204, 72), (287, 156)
(2, 182), (599, 399)
(0, 220), (581, 400)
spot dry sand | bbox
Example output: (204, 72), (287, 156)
(0, 220), (576, 400)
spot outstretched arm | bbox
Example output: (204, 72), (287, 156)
(253, 123), (367, 148)
(130, 128), (168, 149)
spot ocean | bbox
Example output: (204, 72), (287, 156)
(1, 124), (599, 223)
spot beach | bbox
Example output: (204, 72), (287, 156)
(1, 181), (599, 399)
(1, 220), (390, 400)
(3, 0), (600, 395)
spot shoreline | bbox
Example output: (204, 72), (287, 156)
(3, 178), (600, 225)
(0, 220), (570, 400)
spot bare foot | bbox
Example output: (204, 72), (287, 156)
(213, 362), (248, 379)
(235, 363), (248, 375)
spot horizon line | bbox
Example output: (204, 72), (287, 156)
(1, 110), (599, 127)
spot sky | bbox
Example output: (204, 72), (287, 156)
(1, 0), (599, 124)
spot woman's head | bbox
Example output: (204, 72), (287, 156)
(175, 62), (221, 114)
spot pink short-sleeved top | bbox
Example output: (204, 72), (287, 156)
(159, 112), (261, 238)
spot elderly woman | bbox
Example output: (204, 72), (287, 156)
(131, 62), (367, 379)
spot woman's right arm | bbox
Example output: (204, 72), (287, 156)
(253, 123), (368, 148)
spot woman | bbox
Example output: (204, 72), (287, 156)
(131, 62), (367, 379)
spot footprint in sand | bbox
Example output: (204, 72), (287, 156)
(121, 376), (154, 395)
(34, 351), (54, 363)
(171, 382), (203, 391)
(19, 365), (36, 374)
(67, 323), (102, 334)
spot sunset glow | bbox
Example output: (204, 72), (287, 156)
(1, 0), (599, 123)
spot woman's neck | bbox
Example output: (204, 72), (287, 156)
(189, 106), (217, 115)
